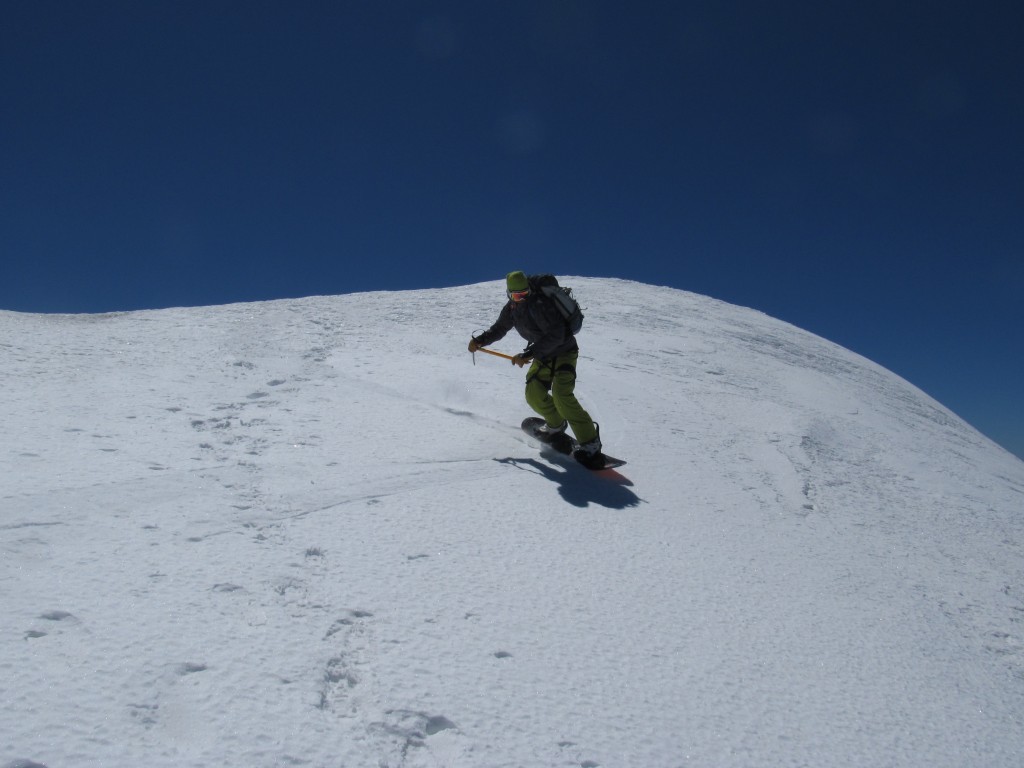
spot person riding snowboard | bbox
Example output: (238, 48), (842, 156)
(468, 271), (605, 468)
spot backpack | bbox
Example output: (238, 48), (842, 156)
(528, 274), (584, 335)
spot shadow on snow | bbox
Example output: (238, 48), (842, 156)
(495, 456), (643, 510)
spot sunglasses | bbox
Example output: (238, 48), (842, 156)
(508, 289), (531, 302)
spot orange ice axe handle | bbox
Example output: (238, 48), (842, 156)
(476, 346), (516, 361)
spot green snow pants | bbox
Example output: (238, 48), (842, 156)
(524, 351), (599, 445)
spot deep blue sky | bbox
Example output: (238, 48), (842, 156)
(3, 1), (1022, 460)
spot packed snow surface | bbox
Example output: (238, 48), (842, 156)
(2, 278), (1022, 768)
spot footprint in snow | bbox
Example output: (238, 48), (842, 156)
(24, 610), (78, 639)
(40, 610), (76, 621)
(325, 610), (374, 637)
(368, 710), (459, 756)
(318, 610), (375, 712)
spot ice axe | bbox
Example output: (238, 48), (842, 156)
(471, 346), (529, 366)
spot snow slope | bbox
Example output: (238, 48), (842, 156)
(2, 278), (1022, 768)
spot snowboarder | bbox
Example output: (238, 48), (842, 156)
(468, 271), (605, 468)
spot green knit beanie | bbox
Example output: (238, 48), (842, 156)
(506, 271), (529, 292)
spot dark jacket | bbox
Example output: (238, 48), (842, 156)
(474, 292), (578, 362)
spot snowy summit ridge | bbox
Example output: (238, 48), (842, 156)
(2, 278), (1023, 767)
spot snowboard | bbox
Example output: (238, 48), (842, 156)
(520, 417), (627, 470)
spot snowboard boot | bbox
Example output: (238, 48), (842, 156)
(573, 424), (605, 470)
(539, 419), (567, 436)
